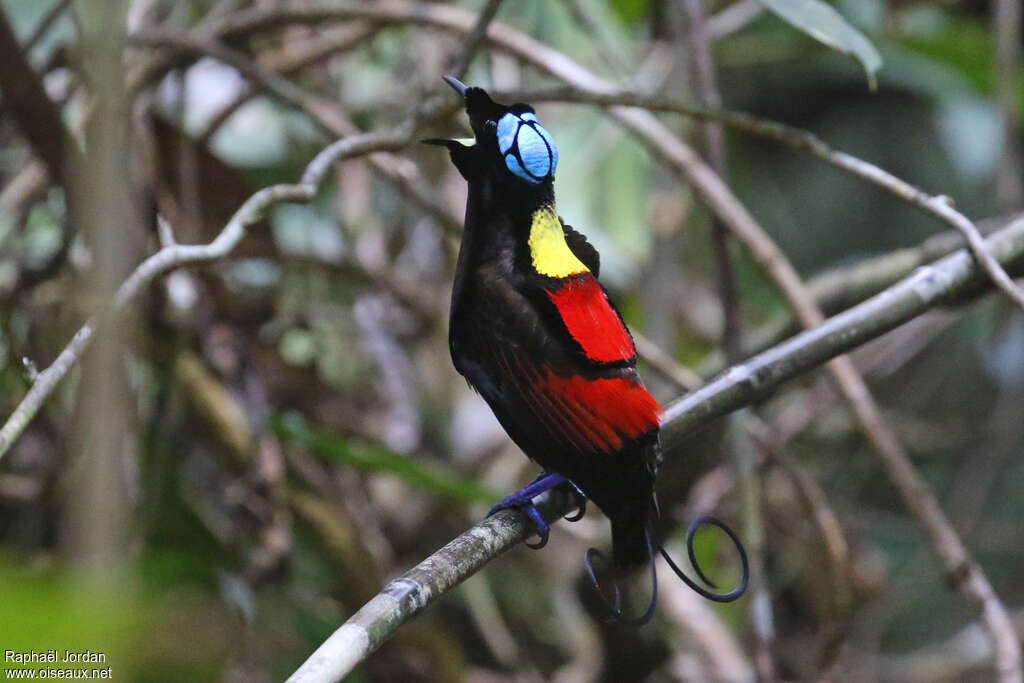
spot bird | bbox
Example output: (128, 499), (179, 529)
(428, 76), (746, 623)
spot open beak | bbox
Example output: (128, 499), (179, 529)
(443, 75), (468, 98)
(422, 137), (476, 148)
(423, 76), (473, 147)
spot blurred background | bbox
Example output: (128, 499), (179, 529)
(0, 0), (1022, 681)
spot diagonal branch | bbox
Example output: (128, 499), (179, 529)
(188, 5), (1020, 678)
(490, 87), (1024, 311)
(679, 0), (742, 363)
(0, 127), (412, 461)
(446, 0), (503, 80)
(129, 26), (461, 235)
(288, 217), (1024, 683)
(659, 221), (1024, 436)
(0, 5), (84, 206)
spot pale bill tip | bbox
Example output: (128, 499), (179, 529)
(442, 75), (468, 97)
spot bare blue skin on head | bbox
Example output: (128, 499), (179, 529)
(496, 111), (559, 184)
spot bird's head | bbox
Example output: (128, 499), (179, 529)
(426, 76), (558, 193)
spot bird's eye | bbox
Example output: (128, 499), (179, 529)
(496, 112), (558, 184)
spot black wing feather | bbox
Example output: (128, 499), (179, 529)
(560, 218), (600, 276)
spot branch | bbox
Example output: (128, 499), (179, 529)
(680, 0), (742, 363)
(679, 3), (769, 676)
(285, 493), (573, 683)
(660, 218), (1024, 439)
(23, 0), (71, 53)
(446, 0), (503, 79)
(289, 216), (1024, 683)
(706, 0), (763, 41)
(483, 32), (1021, 682)
(129, 25), (461, 235)
(696, 215), (1016, 374)
(993, 0), (1023, 210)
(0, 127), (412, 461)
(197, 24), (376, 144)
(202, 5), (1020, 678)
(0, 5), (83, 194)
(489, 86), (1024, 311)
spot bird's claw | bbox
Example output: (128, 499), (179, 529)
(563, 480), (587, 522)
(487, 472), (577, 550)
(523, 505), (550, 548)
(489, 498), (551, 548)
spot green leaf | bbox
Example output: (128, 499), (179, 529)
(269, 413), (498, 505)
(756, 0), (883, 89)
(609, 0), (650, 25)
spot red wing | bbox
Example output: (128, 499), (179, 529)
(494, 344), (660, 455)
(472, 264), (660, 456)
(545, 275), (635, 364)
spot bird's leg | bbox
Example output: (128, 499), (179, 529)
(488, 472), (587, 549)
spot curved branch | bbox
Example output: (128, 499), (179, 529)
(0, 127), (412, 460)
(285, 497), (570, 683)
(289, 217), (1024, 683)
(490, 86), (1024, 310)
(661, 218), (1024, 438)
(193, 5), (1021, 679)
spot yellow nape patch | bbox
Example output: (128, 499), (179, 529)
(528, 206), (588, 278)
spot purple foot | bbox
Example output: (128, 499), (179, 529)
(488, 472), (586, 548)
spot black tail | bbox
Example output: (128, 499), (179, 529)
(586, 516), (749, 626)
(611, 516), (650, 569)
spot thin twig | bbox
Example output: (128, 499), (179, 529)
(680, 0), (742, 363)
(730, 412), (776, 681)
(993, 0), (1022, 210)
(288, 217), (1024, 683)
(0, 161), (48, 235)
(659, 571), (756, 681)
(197, 23), (376, 144)
(0, 127), (411, 461)
(706, 0), (763, 42)
(750, 421), (853, 675)
(447, 0), (503, 80)
(633, 332), (702, 391)
(680, 4), (770, 676)
(285, 493), (573, 683)
(24, 0), (72, 53)
(699, 215), (1016, 374)
(490, 86), (1024, 311)
(659, 219), (1024, 439)
(128, 28), (333, 122)
(879, 607), (1024, 683)
(128, 26), (462, 234)
(196, 7), (1021, 677)
(0, 6), (84, 194)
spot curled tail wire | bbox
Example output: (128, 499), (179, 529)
(584, 533), (659, 626)
(584, 516), (749, 624)
(661, 516), (749, 603)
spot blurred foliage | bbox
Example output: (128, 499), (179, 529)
(757, 0), (883, 88)
(1, 0), (1023, 681)
(270, 413), (498, 505)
